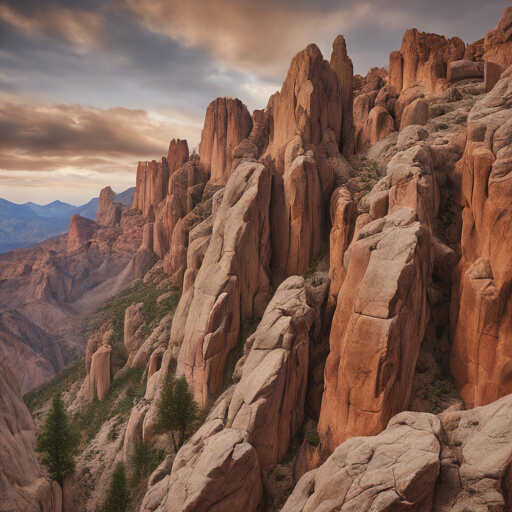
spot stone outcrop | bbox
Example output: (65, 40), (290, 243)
(450, 66), (512, 408)
(447, 59), (485, 82)
(77, 325), (112, 402)
(328, 187), (356, 307)
(132, 158), (170, 219)
(129, 223), (159, 280)
(392, 29), (465, 94)
(400, 98), (428, 129)
(319, 136), (438, 450)
(142, 276), (323, 511)
(175, 159), (272, 407)
(435, 393), (512, 511)
(0, 363), (61, 512)
(167, 139), (189, 175)
(226, 276), (319, 470)
(480, 6), (512, 70)
(142, 423), (262, 512)
(330, 35), (354, 157)
(284, 412), (442, 512)
(95, 186), (122, 227)
(153, 156), (207, 260)
(67, 214), (98, 252)
(199, 97), (253, 184)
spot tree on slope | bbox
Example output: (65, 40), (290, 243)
(103, 462), (131, 512)
(36, 392), (79, 486)
(156, 375), (198, 452)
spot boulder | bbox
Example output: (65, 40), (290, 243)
(368, 106), (395, 145)
(435, 393), (512, 511)
(141, 425), (262, 512)
(199, 97), (253, 184)
(400, 98), (429, 129)
(447, 59), (485, 82)
(283, 412), (442, 512)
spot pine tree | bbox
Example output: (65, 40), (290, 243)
(36, 393), (79, 486)
(156, 375), (198, 451)
(103, 462), (130, 512)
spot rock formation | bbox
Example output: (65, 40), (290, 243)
(450, 66), (512, 408)
(175, 159), (272, 406)
(199, 97), (253, 184)
(0, 363), (61, 512)
(132, 159), (170, 219)
(77, 325), (112, 402)
(284, 412), (442, 512)
(330, 35), (354, 156)
(95, 186), (123, 227)
(319, 131), (438, 450)
(167, 139), (189, 175)
(67, 214), (98, 252)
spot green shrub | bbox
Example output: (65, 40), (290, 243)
(130, 441), (165, 485)
(103, 463), (130, 512)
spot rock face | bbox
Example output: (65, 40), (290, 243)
(226, 276), (318, 470)
(199, 97), (253, 184)
(132, 159), (170, 219)
(175, 160), (272, 407)
(330, 35), (354, 157)
(450, 66), (512, 408)
(0, 363), (61, 512)
(435, 393), (512, 511)
(393, 29), (465, 94)
(447, 59), (485, 82)
(319, 137), (437, 450)
(264, 44), (347, 284)
(95, 186), (122, 227)
(283, 412), (442, 512)
(153, 156), (207, 260)
(67, 214), (98, 252)
(400, 98), (428, 129)
(328, 187), (356, 307)
(167, 139), (189, 175)
(141, 276), (322, 512)
(480, 6), (512, 70)
(77, 325), (112, 402)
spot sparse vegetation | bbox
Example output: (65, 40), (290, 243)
(425, 368), (458, 413)
(130, 440), (165, 486)
(346, 158), (384, 198)
(73, 368), (146, 446)
(24, 359), (86, 413)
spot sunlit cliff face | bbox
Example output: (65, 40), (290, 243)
(0, 0), (506, 203)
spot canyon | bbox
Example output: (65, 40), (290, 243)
(2, 5), (512, 512)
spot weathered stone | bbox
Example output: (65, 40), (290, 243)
(330, 35), (354, 157)
(95, 186), (122, 227)
(67, 215), (98, 252)
(199, 97), (253, 184)
(132, 159), (170, 219)
(176, 160), (272, 407)
(167, 139), (189, 175)
(450, 66), (512, 408)
(0, 363), (62, 512)
(447, 59), (485, 82)
(400, 98), (429, 129)
(284, 412), (442, 512)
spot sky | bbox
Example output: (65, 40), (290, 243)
(0, 0), (510, 205)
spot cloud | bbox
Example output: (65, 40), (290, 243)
(0, 101), (203, 173)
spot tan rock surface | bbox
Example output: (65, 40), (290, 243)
(67, 214), (99, 252)
(283, 412), (442, 512)
(95, 186), (122, 227)
(0, 363), (61, 512)
(175, 160), (272, 407)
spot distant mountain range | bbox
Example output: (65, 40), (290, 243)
(0, 187), (135, 254)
